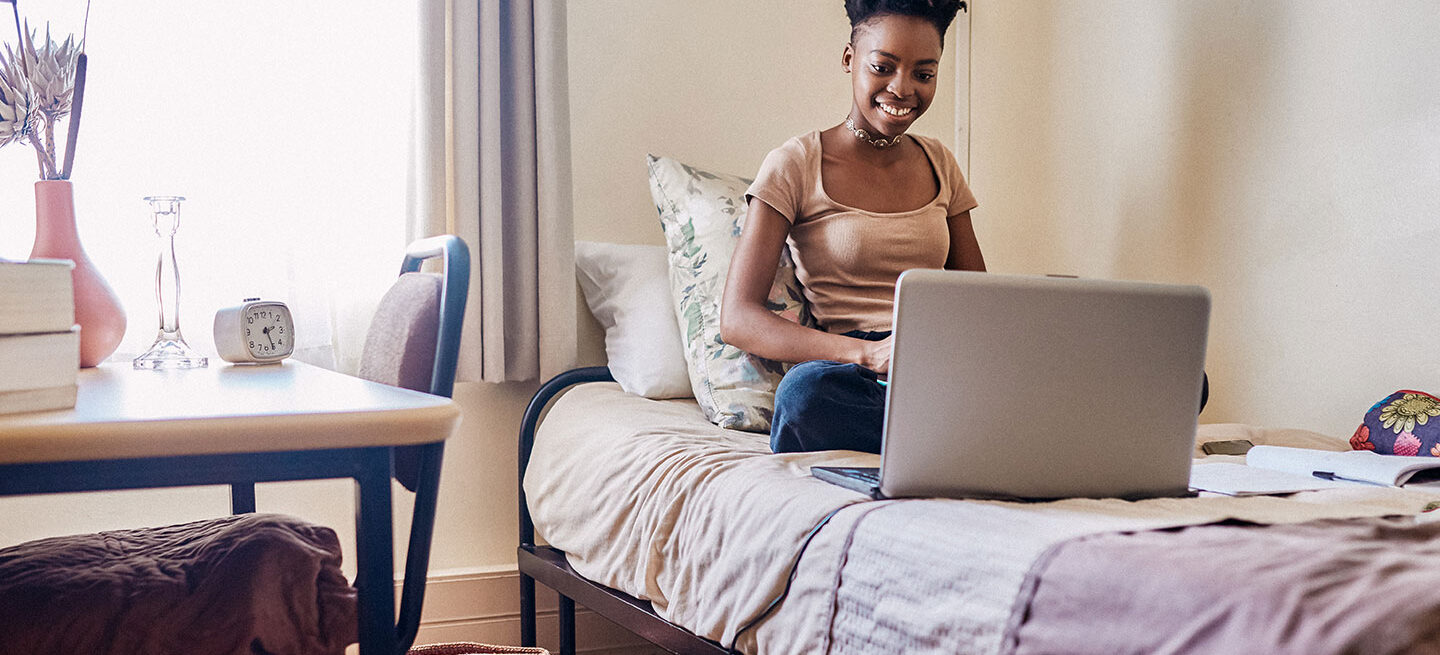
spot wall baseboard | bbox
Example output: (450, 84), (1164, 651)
(402, 569), (666, 655)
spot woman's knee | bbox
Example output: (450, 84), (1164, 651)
(775, 361), (868, 410)
(772, 360), (884, 453)
(778, 359), (844, 392)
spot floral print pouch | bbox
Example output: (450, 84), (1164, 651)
(1351, 390), (1440, 456)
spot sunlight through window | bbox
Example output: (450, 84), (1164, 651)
(0, 1), (418, 371)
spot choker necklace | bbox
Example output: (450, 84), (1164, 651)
(844, 117), (903, 149)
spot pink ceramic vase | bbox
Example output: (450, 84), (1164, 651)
(30, 180), (127, 367)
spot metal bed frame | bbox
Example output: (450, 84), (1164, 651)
(517, 367), (737, 655)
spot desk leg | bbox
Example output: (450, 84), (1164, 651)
(230, 482), (256, 514)
(355, 449), (397, 655)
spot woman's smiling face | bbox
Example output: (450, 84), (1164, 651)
(843, 13), (943, 139)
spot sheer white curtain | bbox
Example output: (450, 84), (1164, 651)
(0, 1), (417, 373)
(411, 0), (576, 383)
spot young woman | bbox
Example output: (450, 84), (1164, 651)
(720, 0), (979, 454)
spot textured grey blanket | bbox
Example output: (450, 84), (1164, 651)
(764, 487), (1440, 655)
(1012, 516), (1440, 655)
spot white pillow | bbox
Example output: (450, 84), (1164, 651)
(574, 241), (693, 399)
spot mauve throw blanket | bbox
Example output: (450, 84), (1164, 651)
(0, 513), (357, 655)
(1012, 517), (1440, 655)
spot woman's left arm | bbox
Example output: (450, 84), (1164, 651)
(944, 210), (986, 271)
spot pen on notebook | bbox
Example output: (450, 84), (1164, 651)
(1312, 471), (1387, 487)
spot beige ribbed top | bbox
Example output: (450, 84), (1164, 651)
(745, 131), (978, 334)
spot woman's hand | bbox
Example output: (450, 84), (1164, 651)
(858, 335), (894, 374)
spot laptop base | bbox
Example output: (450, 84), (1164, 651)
(811, 466), (885, 499)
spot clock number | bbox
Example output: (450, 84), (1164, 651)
(246, 316), (253, 324)
(249, 340), (255, 348)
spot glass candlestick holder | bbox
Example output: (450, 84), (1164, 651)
(133, 195), (208, 369)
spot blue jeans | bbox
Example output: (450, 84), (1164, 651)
(770, 330), (889, 454)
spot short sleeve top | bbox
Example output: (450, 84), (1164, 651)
(745, 130), (978, 334)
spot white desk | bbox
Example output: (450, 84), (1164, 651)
(0, 360), (461, 655)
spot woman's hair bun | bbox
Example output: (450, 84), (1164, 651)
(844, 0), (965, 42)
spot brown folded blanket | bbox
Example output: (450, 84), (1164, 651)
(0, 513), (357, 655)
(1010, 517), (1440, 655)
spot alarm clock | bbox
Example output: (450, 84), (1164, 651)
(213, 298), (294, 364)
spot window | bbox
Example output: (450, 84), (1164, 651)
(0, 1), (419, 371)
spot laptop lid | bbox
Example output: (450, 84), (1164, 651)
(878, 270), (1209, 500)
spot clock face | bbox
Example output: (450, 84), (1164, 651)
(244, 303), (294, 359)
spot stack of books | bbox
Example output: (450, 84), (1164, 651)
(1, 259), (80, 415)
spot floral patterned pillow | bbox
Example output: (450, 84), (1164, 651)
(647, 154), (811, 433)
(1351, 390), (1440, 456)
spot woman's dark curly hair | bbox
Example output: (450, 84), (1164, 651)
(845, 0), (965, 43)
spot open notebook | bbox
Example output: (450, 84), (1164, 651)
(1249, 446), (1440, 486)
(1190, 446), (1440, 496)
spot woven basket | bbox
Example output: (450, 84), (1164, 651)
(408, 643), (550, 655)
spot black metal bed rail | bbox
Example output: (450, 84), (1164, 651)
(516, 366), (614, 652)
(518, 366), (615, 549)
(516, 366), (742, 655)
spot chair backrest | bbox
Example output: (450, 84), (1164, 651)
(358, 273), (441, 392)
(358, 236), (469, 399)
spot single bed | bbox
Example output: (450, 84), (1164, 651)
(518, 371), (1440, 655)
(528, 170), (1440, 653)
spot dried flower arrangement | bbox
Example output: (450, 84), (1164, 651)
(0, 0), (89, 180)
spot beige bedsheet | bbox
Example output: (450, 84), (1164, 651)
(526, 383), (875, 648)
(525, 384), (1440, 653)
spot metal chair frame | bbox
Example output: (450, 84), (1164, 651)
(227, 234), (470, 654)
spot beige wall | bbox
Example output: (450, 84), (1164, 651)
(969, 1), (1439, 437)
(569, 0), (963, 246)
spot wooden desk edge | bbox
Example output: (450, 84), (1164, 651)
(0, 401), (461, 465)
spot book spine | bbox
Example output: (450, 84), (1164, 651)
(0, 331), (81, 393)
(0, 261), (77, 336)
(0, 384), (77, 415)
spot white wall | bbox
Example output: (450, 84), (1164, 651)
(968, 0), (1440, 436)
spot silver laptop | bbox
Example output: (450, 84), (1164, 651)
(813, 270), (1209, 500)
